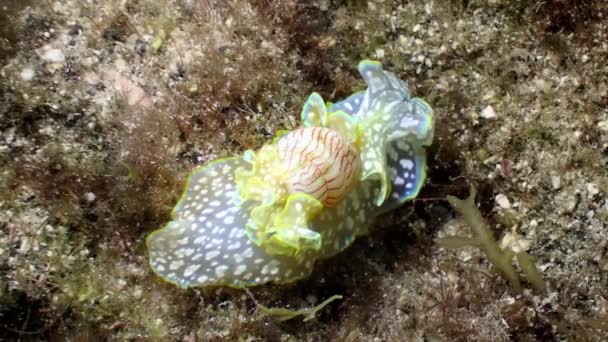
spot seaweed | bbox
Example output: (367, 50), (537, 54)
(436, 185), (546, 294)
(246, 289), (343, 322)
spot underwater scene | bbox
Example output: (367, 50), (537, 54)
(1, 0), (607, 340)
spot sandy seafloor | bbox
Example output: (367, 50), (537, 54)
(1, 0), (607, 340)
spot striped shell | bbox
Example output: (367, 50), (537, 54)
(276, 127), (360, 207)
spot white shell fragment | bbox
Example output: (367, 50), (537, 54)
(480, 105), (496, 119)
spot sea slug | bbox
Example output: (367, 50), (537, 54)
(146, 60), (434, 288)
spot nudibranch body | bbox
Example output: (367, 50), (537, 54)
(146, 60), (434, 288)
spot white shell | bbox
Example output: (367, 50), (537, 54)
(276, 127), (360, 207)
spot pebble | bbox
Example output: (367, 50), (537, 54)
(480, 105), (496, 119)
(42, 48), (65, 63)
(20, 67), (35, 81)
(551, 175), (561, 190)
(586, 183), (600, 196)
(84, 192), (96, 203)
(495, 194), (511, 209)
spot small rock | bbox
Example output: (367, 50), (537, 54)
(495, 194), (511, 209)
(20, 67), (35, 81)
(133, 287), (143, 299)
(482, 89), (496, 101)
(19, 237), (32, 254)
(42, 48), (65, 63)
(480, 105), (496, 119)
(587, 183), (600, 196)
(551, 175), (561, 190)
(318, 0), (329, 11)
(84, 192), (96, 203)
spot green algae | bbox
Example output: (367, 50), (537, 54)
(256, 294), (343, 322)
(436, 185), (546, 294)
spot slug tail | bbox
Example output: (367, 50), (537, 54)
(147, 158), (314, 288)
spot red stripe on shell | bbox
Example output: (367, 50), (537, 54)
(278, 127), (360, 208)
